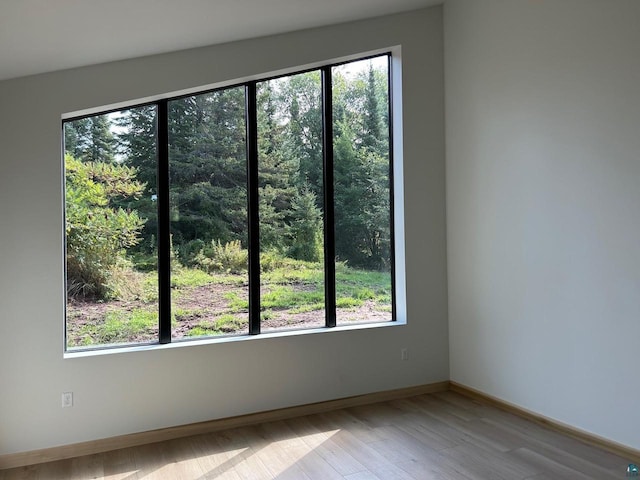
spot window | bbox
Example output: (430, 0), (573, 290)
(64, 53), (395, 351)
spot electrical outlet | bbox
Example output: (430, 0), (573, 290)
(62, 392), (73, 408)
(401, 348), (408, 361)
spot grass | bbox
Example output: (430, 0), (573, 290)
(224, 291), (249, 312)
(76, 308), (158, 346)
(187, 314), (247, 337)
(261, 286), (324, 309)
(336, 297), (364, 308)
(171, 268), (215, 288)
(261, 258), (325, 284)
(289, 303), (325, 314)
(173, 307), (207, 322)
(67, 258), (392, 347)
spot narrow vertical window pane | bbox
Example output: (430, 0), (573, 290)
(64, 106), (159, 349)
(168, 88), (249, 339)
(257, 71), (326, 332)
(333, 56), (393, 325)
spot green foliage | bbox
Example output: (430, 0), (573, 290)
(77, 308), (157, 345)
(114, 106), (157, 192)
(65, 155), (146, 299)
(173, 307), (206, 321)
(336, 297), (364, 308)
(109, 61), (391, 272)
(261, 286), (324, 310)
(106, 258), (149, 301)
(187, 314), (246, 337)
(194, 239), (248, 274)
(289, 303), (325, 314)
(170, 267), (215, 288)
(65, 115), (116, 163)
(260, 249), (323, 282)
(130, 250), (157, 272)
(167, 89), (249, 252)
(224, 291), (249, 312)
(67, 262), (391, 347)
(66, 57), (395, 347)
(335, 264), (391, 310)
(177, 239), (206, 267)
(333, 61), (391, 270)
(259, 250), (288, 273)
(287, 186), (323, 262)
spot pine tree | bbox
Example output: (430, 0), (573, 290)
(362, 64), (381, 150)
(257, 81), (296, 252)
(64, 115), (116, 163)
(115, 106), (157, 191)
(332, 64), (391, 270)
(288, 186), (323, 262)
(114, 106), (158, 254)
(167, 87), (248, 260)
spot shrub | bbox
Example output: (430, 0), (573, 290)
(260, 250), (287, 273)
(105, 258), (147, 302)
(65, 155), (145, 300)
(194, 239), (248, 274)
(178, 239), (206, 267)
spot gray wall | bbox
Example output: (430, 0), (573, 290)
(0, 7), (447, 455)
(446, 0), (640, 449)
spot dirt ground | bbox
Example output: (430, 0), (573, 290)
(67, 281), (391, 347)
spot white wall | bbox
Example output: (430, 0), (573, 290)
(446, 0), (640, 449)
(0, 8), (447, 455)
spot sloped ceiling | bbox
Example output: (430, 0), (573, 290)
(0, 0), (441, 81)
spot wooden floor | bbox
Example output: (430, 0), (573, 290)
(0, 391), (631, 479)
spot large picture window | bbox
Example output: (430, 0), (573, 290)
(64, 53), (395, 351)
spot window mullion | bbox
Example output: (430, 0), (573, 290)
(321, 66), (337, 328)
(245, 82), (261, 335)
(157, 100), (171, 343)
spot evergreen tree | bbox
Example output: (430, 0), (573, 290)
(168, 88), (248, 260)
(114, 106), (158, 254)
(362, 65), (382, 150)
(332, 63), (391, 270)
(115, 106), (157, 190)
(257, 81), (296, 252)
(288, 186), (323, 262)
(64, 115), (116, 163)
(280, 72), (323, 198)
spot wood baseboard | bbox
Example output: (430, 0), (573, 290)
(0, 381), (449, 470)
(450, 381), (640, 464)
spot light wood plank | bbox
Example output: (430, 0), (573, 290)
(0, 382), (449, 470)
(1, 389), (636, 479)
(286, 415), (368, 477)
(184, 433), (242, 480)
(451, 381), (640, 464)
(211, 428), (274, 480)
(101, 448), (139, 480)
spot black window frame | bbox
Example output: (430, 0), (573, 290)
(63, 52), (396, 351)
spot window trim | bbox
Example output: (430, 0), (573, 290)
(63, 48), (403, 354)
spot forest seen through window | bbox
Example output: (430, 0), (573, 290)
(64, 56), (393, 349)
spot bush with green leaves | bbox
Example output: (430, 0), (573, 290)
(65, 155), (146, 299)
(194, 239), (248, 274)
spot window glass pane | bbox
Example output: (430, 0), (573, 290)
(64, 54), (396, 352)
(168, 87), (249, 339)
(257, 71), (326, 332)
(333, 56), (393, 325)
(64, 106), (159, 349)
